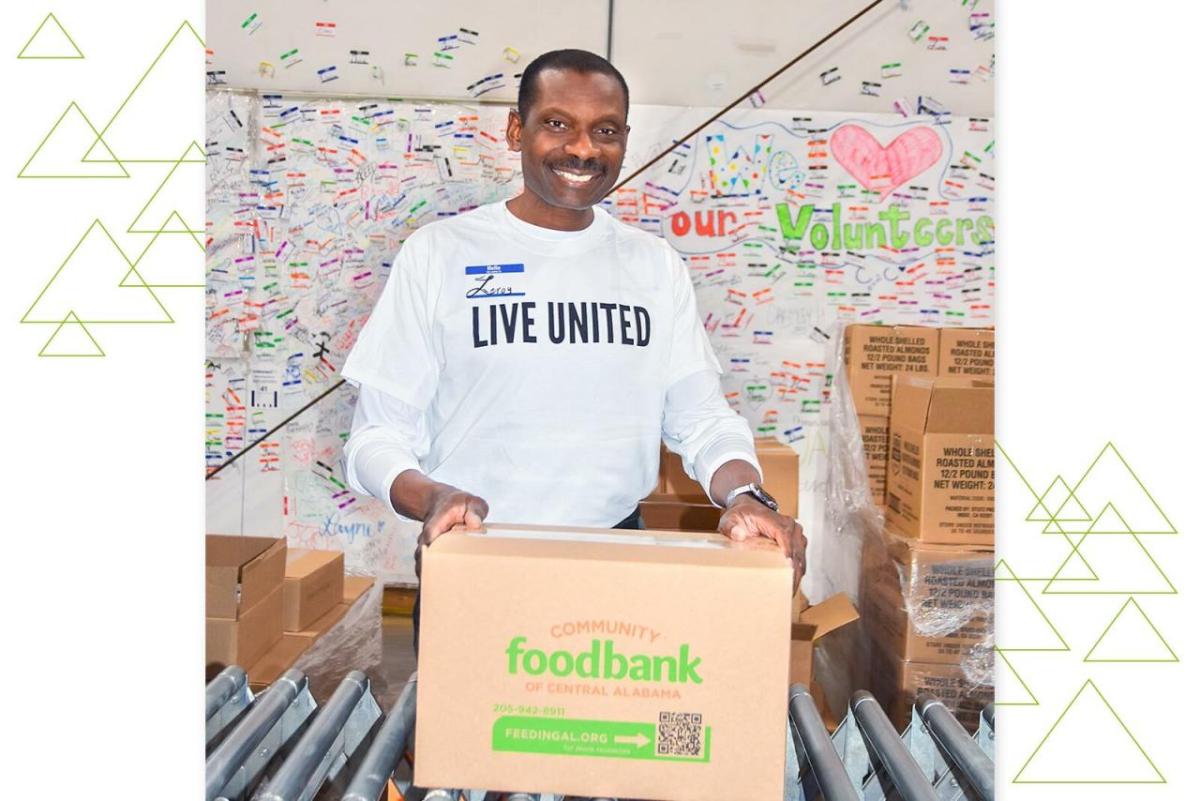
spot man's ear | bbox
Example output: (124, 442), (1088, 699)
(506, 108), (522, 152)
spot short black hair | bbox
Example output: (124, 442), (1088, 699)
(517, 49), (629, 122)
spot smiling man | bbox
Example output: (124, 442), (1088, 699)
(341, 49), (805, 630)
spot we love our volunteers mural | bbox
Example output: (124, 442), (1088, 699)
(601, 107), (994, 444)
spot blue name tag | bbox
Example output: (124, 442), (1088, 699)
(464, 263), (524, 275)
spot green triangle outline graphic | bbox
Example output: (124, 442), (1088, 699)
(1068, 442), (1177, 534)
(17, 102), (128, 178)
(1041, 516), (1091, 535)
(1027, 474), (1092, 522)
(1081, 502), (1135, 535)
(82, 20), (205, 164)
(1084, 597), (1179, 663)
(997, 441), (1100, 580)
(17, 12), (84, 59)
(994, 650), (1038, 706)
(127, 144), (204, 233)
(997, 439), (1059, 515)
(994, 560), (1071, 651)
(120, 216), (205, 288)
(1044, 531), (1177, 596)
(179, 140), (207, 162)
(37, 311), (104, 357)
(1032, 527), (1101, 581)
(1013, 679), (1166, 783)
(20, 219), (174, 324)
(1043, 502), (1139, 536)
(996, 527), (1099, 583)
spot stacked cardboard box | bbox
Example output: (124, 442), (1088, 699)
(884, 376), (994, 546)
(283, 549), (345, 630)
(206, 535), (287, 675)
(243, 548), (347, 690)
(938, 328), (995, 379)
(859, 530), (993, 729)
(206, 535), (373, 690)
(868, 650), (991, 731)
(640, 438), (801, 531)
(843, 325), (994, 510)
(860, 533), (992, 664)
(858, 370), (994, 730)
(248, 574), (375, 692)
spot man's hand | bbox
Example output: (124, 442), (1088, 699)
(413, 485), (488, 579)
(718, 495), (807, 594)
(421, 486), (489, 545)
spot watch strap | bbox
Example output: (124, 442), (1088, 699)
(725, 482), (778, 511)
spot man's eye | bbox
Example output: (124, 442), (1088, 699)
(546, 119), (566, 129)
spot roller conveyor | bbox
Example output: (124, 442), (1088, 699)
(203, 670), (994, 800)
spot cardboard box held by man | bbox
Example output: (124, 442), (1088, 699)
(413, 523), (793, 801)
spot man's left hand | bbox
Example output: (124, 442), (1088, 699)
(718, 495), (807, 594)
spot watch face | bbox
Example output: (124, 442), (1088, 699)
(752, 485), (779, 511)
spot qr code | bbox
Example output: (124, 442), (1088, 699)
(657, 711), (702, 756)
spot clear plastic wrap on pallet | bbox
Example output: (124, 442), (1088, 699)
(807, 323), (879, 606)
(860, 526), (995, 684)
(290, 577), (387, 703)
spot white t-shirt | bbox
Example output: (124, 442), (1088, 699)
(341, 201), (756, 526)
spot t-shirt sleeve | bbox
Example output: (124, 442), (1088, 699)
(340, 234), (442, 410)
(663, 242), (723, 386)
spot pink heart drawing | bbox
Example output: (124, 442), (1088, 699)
(830, 124), (943, 198)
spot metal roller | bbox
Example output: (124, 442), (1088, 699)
(850, 691), (938, 801)
(787, 684), (859, 801)
(342, 672), (419, 801)
(205, 669), (310, 801)
(917, 696), (995, 801)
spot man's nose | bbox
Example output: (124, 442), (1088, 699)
(563, 128), (601, 161)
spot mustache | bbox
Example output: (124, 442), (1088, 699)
(550, 158), (605, 174)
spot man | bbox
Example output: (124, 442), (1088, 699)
(342, 49), (806, 629)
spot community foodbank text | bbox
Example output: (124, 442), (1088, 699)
(506, 636), (703, 684)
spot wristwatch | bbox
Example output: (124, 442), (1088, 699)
(724, 482), (779, 512)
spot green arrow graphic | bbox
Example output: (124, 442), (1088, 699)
(492, 715), (710, 762)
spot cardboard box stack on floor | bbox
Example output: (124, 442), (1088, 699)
(247, 562), (374, 692)
(884, 376), (995, 547)
(415, 523), (794, 801)
(206, 535), (287, 676)
(640, 438), (800, 532)
(843, 325), (993, 510)
(859, 529), (993, 730)
(855, 366), (995, 730)
(206, 535), (371, 689)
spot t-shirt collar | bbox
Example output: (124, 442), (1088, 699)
(498, 201), (609, 254)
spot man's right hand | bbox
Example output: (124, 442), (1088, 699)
(390, 471), (489, 578)
(420, 485), (489, 546)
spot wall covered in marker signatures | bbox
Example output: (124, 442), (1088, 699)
(204, 94), (994, 584)
(204, 0), (994, 589)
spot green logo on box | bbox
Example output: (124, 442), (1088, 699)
(505, 636), (703, 683)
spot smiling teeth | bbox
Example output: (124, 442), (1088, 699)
(554, 169), (597, 184)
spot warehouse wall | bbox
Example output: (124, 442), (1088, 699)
(206, 0), (995, 115)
